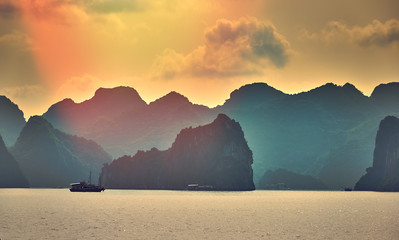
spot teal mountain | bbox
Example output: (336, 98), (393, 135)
(0, 95), (26, 146)
(100, 114), (255, 190)
(258, 169), (326, 190)
(355, 116), (399, 191)
(218, 82), (399, 189)
(0, 135), (28, 188)
(11, 116), (112, 187)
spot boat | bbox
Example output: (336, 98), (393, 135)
(344, 187), (352, 191)
(70, 181), (105, 192)
(70, 171), (105, 192)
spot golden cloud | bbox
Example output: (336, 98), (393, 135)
(307, 19), (399, 47)
(152, 17), (290, 79)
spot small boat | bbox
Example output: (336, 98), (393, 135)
(70, 171), (105, 192)
(344, 187), (352, 191)
(70, 181), (105, 192)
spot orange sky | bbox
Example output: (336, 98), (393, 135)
(0, 0), (398, 117)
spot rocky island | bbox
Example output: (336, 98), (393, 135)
(100, 114), (255, 190)
(355, 116), (399, 191)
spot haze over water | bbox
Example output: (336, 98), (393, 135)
(1, 189), (398, 239)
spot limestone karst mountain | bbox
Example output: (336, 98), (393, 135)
(219, 82), (399, 188)
(41, 82), (399, 189)
(100, 114), (255, 190)
(11, 116), (112, 187)
(355, 116), (399, 191)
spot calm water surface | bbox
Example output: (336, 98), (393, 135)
(1, 189), (398, 240)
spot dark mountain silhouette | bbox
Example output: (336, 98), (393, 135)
(258, 168), (326, 190)
(10, 116), (112, 187)
(221, 82), (286, 109)
(218, 82), (399, 189)
(100, 114), (255, 190)
(0, 96), (26, 146)
(43, 87), (215, 157)
(370, 82), (399, 113)
(41, 82), (399, 189)
(0, 135), (28, 188)
(355, 116), (399, 191)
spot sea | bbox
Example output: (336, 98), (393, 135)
(1, 189), (398, 240)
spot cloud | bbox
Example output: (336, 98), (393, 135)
(152, 17), (290, 79)
(306, 19), (399, 47)
(0, 85), (45, 101)
(0, 0), (19, 18)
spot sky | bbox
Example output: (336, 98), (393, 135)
(0, 0), (398, 118)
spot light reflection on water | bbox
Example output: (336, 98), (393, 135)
(1, 189), (398, 239)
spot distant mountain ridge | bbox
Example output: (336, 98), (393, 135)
(100, 114), (255, 190)
(38, 81), (399, 189)
(258, 168), (327, 190)
(11, 116), (112, 187)
(43, 86), (216, 157)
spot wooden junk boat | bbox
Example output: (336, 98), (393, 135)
(70, 172), (105, 192)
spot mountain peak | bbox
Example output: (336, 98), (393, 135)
(94, 86), (140, 99)
(23, 116), (53, 133)
(54, 98), (76, 107)
(150, 91), (191, 107)
(91, 86), (146, 106)
(164, 91), (190, 102)
(379, 116), (399, 133)
(224, 82), (286, 107)
(342, 82), (364, 95)
(230, 82), (285, 98)
(0, 95), (26, 146)
(371, 82), (399, 100)
(213, 113), (233, 124)
(0, 95), (25, 119)
(300, 82), (365, 99)
(343, 82), (355, 89)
